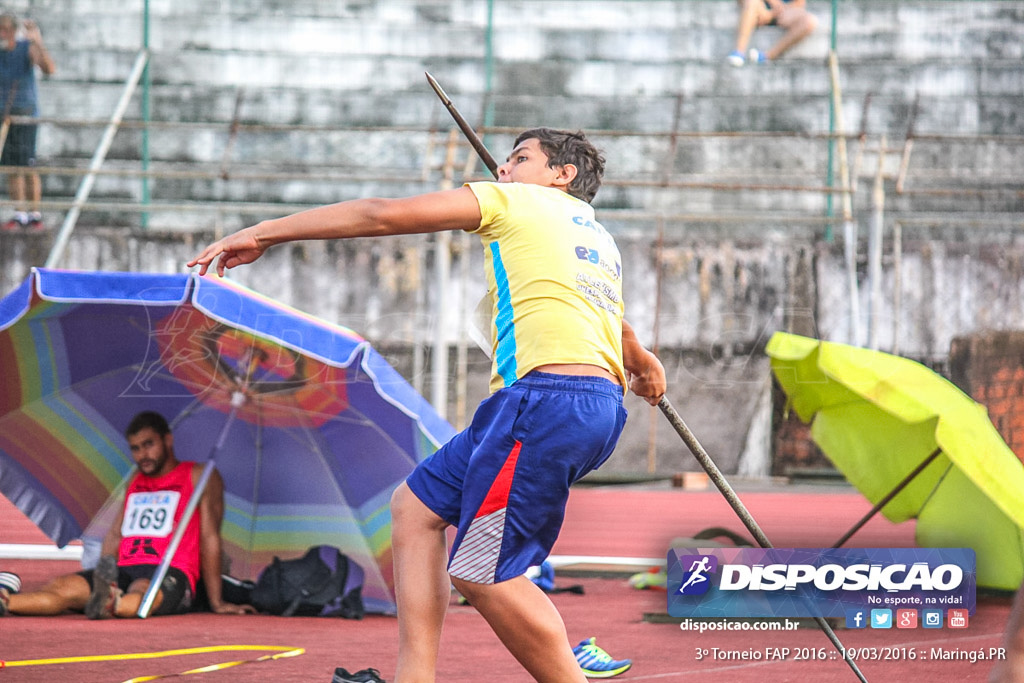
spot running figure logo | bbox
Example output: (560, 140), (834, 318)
(677, 554), (718, 595)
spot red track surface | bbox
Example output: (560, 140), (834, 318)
(1, 487), (1012, 682)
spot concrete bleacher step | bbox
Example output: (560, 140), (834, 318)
(7, 0), (1021, 228)
(45, 43), (1023, 96)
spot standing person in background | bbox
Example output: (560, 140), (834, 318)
(727, 0), (817, 67)
(0, 13), (55, 231)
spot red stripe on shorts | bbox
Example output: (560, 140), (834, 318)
(474, 440), (522, 518)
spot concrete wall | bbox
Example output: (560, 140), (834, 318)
(6, 223), (1024, 475)
(2, 0), (1022, 475)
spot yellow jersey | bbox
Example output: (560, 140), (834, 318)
(467, 181), (626, 393)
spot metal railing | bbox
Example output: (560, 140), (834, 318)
(4, 120), (1020, 227)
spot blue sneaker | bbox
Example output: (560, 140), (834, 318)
(573, 637), (632, 678)
(727, 50), (745, 67)
(747, 48), (768, 64)
(529, 560), (556, 592)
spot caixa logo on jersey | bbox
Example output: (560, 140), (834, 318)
(667, 548), (976, 619)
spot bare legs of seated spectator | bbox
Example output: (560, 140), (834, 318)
(728, 0), (817, 67)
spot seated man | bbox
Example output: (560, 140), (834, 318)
(0, 411), (253, 618)
(727, 0), (817, 67)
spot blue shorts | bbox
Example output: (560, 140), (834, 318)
(406, 371), (627, 584)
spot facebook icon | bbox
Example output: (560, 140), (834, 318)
(845, 609), (867, 629)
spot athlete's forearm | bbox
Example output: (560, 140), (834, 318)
(189, 188), (481, 276)
(100, 532), (120, 558)
(250, 199), (404, 249)
(198, 465), (227, 608)
(622, 320), (654, 375)
(200, 532), (226, 607)
(101, 507), (123, 557)
(622, 319), (667, 404)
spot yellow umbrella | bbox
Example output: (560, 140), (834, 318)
(766, 331), (1024, 590)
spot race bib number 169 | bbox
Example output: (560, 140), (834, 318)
(121, 491), (180, 537)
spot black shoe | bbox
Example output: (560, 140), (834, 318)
(332, 668), (386, 683)
(85, 555), (120, 619)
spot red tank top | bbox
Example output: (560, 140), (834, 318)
(118, 461), (202, 591)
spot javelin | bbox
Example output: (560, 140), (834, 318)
(425, 72), (499, 178)
(424, 71), (868, 683)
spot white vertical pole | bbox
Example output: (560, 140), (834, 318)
(431, 131), (459, 419)
(432, 232), (451, 418)
(828, 51), (861, 346)
(46, 50), (149, 268)
(867, 135), (887, 351)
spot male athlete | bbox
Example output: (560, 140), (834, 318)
(188, 128), (666, 682)
(0, 411), (253, 618)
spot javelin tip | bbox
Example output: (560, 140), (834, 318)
(424, 72), (449, 104)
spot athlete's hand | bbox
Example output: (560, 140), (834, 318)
(211, 602), (257, 615)
(187, 227), (266, 276)
(628, 351), (666, 406)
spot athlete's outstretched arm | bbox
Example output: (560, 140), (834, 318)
(622, 319), (666, 405)
(188, 187), (482, 276)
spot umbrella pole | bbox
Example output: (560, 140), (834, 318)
(137, 400), (241, 618)
(831, 446), (942, 548)
(424, 75), (868, 682)
(658, 397), (869, 683)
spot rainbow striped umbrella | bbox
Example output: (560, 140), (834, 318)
(0, 268), (454, 614)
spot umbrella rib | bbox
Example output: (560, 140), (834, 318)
(914, 459), (956, 517)
(282, 404), (395, 592)
(245, 408), (265, 580)
(166, 393), (213, 431)
(275, 397), (405, 595)
(831, 447), (943, 548)
(250, 393), (420, 470)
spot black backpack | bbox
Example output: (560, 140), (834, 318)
(250, 545), (365, 618)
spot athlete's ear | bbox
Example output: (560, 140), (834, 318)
(163, 432), (174, 451)
(553, 163), (578, 190)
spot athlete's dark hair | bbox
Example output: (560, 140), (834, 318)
(126, 411), (171, 438)
(514, 128), (605, 203)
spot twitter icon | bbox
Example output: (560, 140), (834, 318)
(871, 609), (893, 629)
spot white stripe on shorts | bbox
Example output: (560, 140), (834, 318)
(449, 508), (507, 584)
